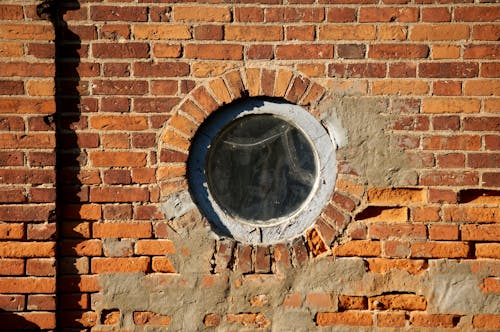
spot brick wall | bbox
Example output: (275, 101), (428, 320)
(0, 0), (499, 330)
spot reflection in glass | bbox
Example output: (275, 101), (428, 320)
(206, 114), (317, 222)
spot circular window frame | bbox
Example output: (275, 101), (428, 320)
(188, 98), (336, 244)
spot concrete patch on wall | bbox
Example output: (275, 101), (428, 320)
(319, 95), (418, 187)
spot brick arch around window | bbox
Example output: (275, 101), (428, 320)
(156, 66), (367, 261)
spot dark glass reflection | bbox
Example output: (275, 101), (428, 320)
(206, 114), (317, 222)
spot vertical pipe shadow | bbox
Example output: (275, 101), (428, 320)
(37, 0), (82, 329)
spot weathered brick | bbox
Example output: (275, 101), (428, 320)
(316, 312), (373, 327)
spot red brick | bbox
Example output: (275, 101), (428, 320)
(326, 8), (356, 22)
(473, 24), (500, 41)
(91, 6), (147, 21)
(455, 6), (500, 22)
(369, 44), (429, 59)
(27, 295), (56, 311)
(359, 7), (418, 22)
(420, 62), (478, 78)
(133, 62), (189, 77)
(235, 7), (263, 22)
(464, 45), (500, 59)
(1, 312), (56, 329)
(93, 80), (148, 95)
(92, 43), (149, 58)
(421, 7), (451, 22)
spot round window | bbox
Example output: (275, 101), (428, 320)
(188, 99), (336, 244)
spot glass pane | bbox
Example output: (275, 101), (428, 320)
(206, 114), (317, 222)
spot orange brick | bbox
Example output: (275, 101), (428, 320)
(153, 44), (182, 58)
(89, 115), (148, 130)
(481, 277), (500, 294)
(245, 68), (260, 96)
(411, 241), (470, 258)
(366, 258), (428, 274)
(333, 240), (381, 257)
(377, 312), (406, 327)
(476, 243), (500, 259)
(12, 312), (55, 329)
(225, 25), (283, 41)
(473, 314), (500, 330)
(338, 295), (367, 310)
(429, 224), (459, 240)
(464, 80), (500, 96)
(432, 45), (460, 59)
(169, 113), (198, 137)
(0, 242), (55, 258)
(26, 80), (54, 96)
(173, 6), (230, 22)
(372, 80), (429, 95)
(411, 206), (440, 222)
(89, 151), (147, 167)
(410, 24), (469, 40)
(369, 294), (426, 310)
(61, 239), (102, 256)
(133, 25), (191, 40)
(463, 224), (500, 242)
(91, 257), (150, 273)
(378, 26), (407, 41)
(319, 25), (376, 40)
(0, 259), (24, 275)
(0, 223), (24, 239)
(90, 187), (148, 203)
(356, 207), (408, 223)
(135, 240), (175, 255)
(208, 78), (232, 104)
(367, 188), (425, 205)
(422, 98), (480, 113)
(152, 257), (176, 273)
(410, 313), (459, 328)
(0, 24), (54, 40)
(93, 222), (152, 238)
(0, 42), (24, 57)
(274, 70), (293, 96)
(443, 206), (500, 223)
(0, 277), (55, 293)
(316, 312), (373, 327)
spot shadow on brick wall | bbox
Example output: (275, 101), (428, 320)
(0, 309), (39, 331)
(37, 0), (84, 329)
